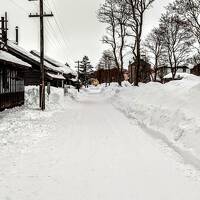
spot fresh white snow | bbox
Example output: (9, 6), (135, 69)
(31, 50), (77, 76)
(164, 72), (191, 79)
(46, 72), (66, 80)
(110, 75), (200, 165)
(0, 82), (200, 200)
(7, 41), (72, 75)
(0, 50), (31, 67)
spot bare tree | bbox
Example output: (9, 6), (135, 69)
(187, 54), (200, 66)
(115, 0), (129, 84)
(98, 0), (119, 67)
(97, 0), (128, 86)
(97, 50), (115, 85)
(159, 13), (195, 79)
(168, 0), (200, 54)
(125, 0), (155, 86)
(143, 27), (164, 81)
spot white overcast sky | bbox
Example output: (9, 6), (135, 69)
(1, 0), (173, 67)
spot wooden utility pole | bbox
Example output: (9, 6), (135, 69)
(29, 0), (53, 110)
(108, 57), (111, 86)
(0, 12), (8, 50)
(75, 61), (80, 92)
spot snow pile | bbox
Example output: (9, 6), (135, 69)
(121, 80), (132, 87)
(164, 72), (191, 79)
(108, 75), (200, 159)
(25, 86), (78, 111)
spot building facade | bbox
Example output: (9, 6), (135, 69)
(7, 42), (76, 88)
(128, 59), (151, 83)
(191, 64), (200, 76)
(0, 50), (31, 111)
(95, 67), (123, 84)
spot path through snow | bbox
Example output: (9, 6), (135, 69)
(0, 88), (200, 200)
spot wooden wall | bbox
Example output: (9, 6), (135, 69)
(95, 68), (122, 84)
(0, 63), (25, 111)
(128, 62), (151, 83)
(191, 65), (200, 76)
(24, 69), (40, 86)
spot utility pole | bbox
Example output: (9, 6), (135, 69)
(83, 61), (87, 88)
(129, 61), (133, 84)
(75, 61), (80, 92)
(0, 12), (8, 50)
(105, 59), (108, 87)
(108, 57), (111, 86)
(28, 0), (53, 110)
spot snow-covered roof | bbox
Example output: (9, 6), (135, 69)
(7, 41), (70, 74)
(46, 72), (66, 80)
(70, 78), (78, 82)
(0, 50), (31, 68)
(164, 72), (191, 79)
(31, 50), (77, 76)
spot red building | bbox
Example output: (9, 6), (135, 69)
(191, 64), (200, 76)
(95, 67), (124, 84)
(128, 59), (151, 83)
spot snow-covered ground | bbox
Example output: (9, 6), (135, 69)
(0, 81), (200, 200)
(0, 86), (77, 150)
(108, 76), (200, 166)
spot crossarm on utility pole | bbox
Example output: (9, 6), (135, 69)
(28, 0), (53, 111)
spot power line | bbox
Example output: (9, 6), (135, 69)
(45, 0), (74, 64)
(8, 0), (74, 65)
(8, 0), (30, 14)
(8, 0), (39, 14)
(45, 19), (64, 50)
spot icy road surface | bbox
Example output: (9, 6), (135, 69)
(0, 88), (200, 200)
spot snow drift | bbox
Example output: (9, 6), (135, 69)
(106, 76), (200, 160)
(25, 86), (78, 111)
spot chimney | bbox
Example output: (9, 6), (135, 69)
(15, 26), (19, 45)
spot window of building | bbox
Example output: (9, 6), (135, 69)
(2, 68), (9, 92)
(0, 68), (2, 94)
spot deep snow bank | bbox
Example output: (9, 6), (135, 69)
(107, 76), (200, 159)
(25, 86), (78, 111)
(0, 86), (77, 150)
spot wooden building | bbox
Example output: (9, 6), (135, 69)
(6, 41), (76, 87)
(95, 67), (123, 84)
(157, 66), (190, 81)
(0, 12), (75, 88)
(128, 59), (151, 83)
(0, 50), (31, 111)
(30, 50), (77, 86)
(191, 64), (200, 76)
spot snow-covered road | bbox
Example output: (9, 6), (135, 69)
(1, 88), (200, 200)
